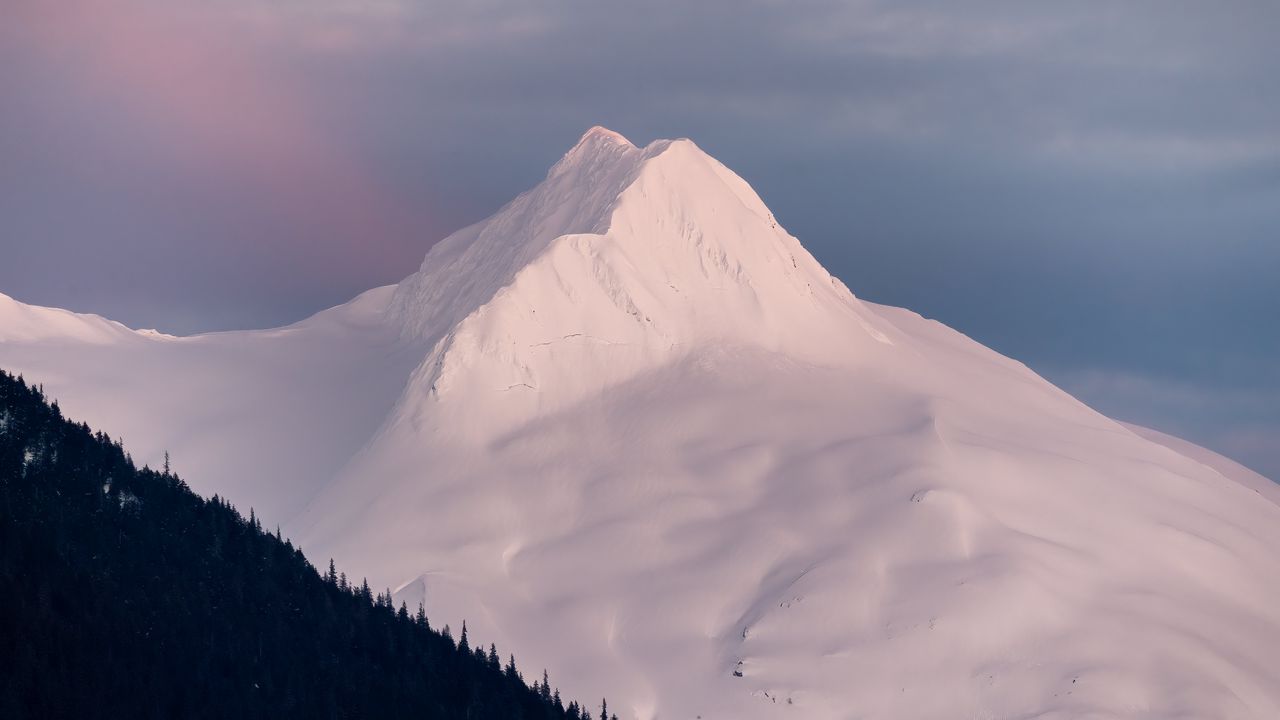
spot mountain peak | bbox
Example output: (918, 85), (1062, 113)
(390, 127), (884, 352)
(385, 129), (894, 436)
(546, 126), (644, 184)
(577, 125), (634, 148)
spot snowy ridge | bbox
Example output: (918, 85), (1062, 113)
(3, 127), (1280, 720)
(0, 291), (153, 344)
(389, 127), (652, 342)
(1123, 421), (1280, 508)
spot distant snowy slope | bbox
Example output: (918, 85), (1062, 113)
(0, 285), (425, 522)
(0, 291), (140, 345)
(3, 128), (1278, 720)
(1122, 421), (1280, 507)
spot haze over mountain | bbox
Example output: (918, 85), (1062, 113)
(3, 128), (1278, 719)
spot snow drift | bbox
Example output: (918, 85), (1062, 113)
(3, 127), (1279, 719)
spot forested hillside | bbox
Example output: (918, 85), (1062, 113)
(0, 369), (606, 720)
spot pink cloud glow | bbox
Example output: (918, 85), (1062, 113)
(8, 0), (426, 284)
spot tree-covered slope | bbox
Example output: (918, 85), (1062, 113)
(0, 369), (603, 720)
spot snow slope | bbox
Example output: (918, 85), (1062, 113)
(0, 285), (426, 522)
(3, 127), (1279, 719)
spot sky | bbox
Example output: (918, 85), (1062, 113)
(2, 0), (1277, 479)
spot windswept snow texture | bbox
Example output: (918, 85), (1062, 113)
(4, 127), (1279, 720)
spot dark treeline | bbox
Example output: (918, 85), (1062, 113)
(0, 369), (615, 720)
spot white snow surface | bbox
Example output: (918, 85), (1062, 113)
(3, 127), (1279, 719)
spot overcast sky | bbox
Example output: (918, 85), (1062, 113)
(2, 0), (1277, 479)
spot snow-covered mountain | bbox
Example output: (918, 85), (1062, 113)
(3, 127), (1279, 719)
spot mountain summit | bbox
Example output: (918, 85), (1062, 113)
(385, 127), (891, 437)
(3, 128), (1279, 720)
